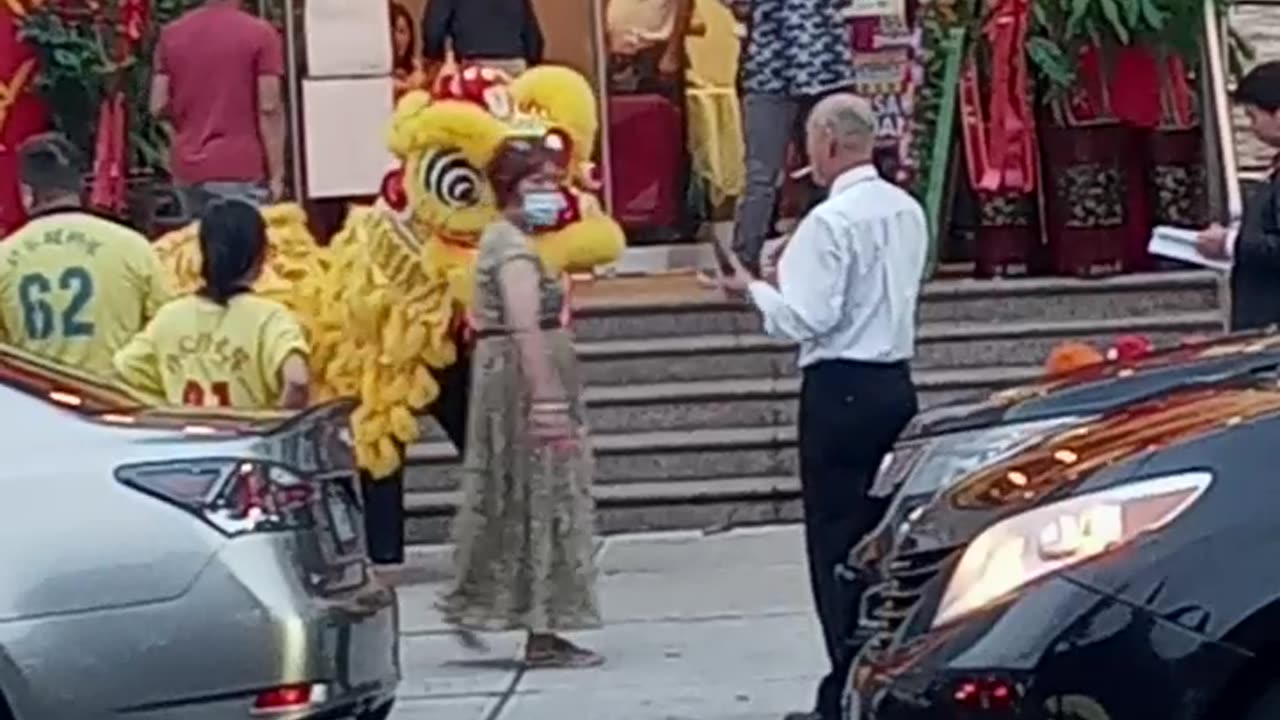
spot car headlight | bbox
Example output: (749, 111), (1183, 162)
(932, 470), (1212, 629)
(855, 417), (1093, 572)
(874, 416), (1092, 500)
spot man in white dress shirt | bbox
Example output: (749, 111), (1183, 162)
(721, 93), (927, 720)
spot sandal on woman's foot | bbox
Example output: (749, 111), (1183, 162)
(524, 646), (605, 669)
(524, 637), (604, 669)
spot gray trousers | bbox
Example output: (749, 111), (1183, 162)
(737, 89), (844, 269)
(732, 93), (824, 273)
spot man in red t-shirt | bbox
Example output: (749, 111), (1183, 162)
(150, 0), (286, 221)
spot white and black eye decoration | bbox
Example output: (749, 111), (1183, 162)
(423, 149), (481, 208)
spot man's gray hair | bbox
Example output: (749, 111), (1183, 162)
(808, 93), (877, 150)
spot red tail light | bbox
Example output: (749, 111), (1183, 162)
(951, 676), (1019, 712)
(251, 682), (329, 715)
(116, 460), (316, 536)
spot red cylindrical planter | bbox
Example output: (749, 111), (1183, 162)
(1146, 126), (1207, 229)
(974, 191), (1039, 278)
(1041, 122), (1152, 277)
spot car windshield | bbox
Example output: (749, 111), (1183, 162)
(0, 343), (290, 431)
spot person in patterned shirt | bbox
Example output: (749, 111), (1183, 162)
(723, 0), (855, 277)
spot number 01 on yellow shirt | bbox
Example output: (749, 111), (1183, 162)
(114, 294), (309, 409)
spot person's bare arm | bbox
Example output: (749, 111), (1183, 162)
(257, 76), (286, 200)
(256, 26), (288, 199)
(659, 0), (695, 73)
(278, 352), (310, 410)
(498, 258), (566, 401)
(149, 74), (170, 118)
(150, 31), (171, 117)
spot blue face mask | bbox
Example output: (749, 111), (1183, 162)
(522, 191), (565, 229)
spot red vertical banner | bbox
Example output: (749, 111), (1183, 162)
(0, 1), (49, 235)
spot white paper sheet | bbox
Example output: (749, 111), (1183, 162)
(1147, 225), (1233, 273)
(302, 77), (397, 198)
(305, 0), (392, 77)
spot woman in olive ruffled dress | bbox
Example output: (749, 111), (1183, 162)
(438, 137), (603, 668)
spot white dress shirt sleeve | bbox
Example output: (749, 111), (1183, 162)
(746, 213), (851, 342)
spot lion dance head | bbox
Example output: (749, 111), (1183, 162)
(377, 63), (625, 307)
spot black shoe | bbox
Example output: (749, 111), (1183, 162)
(782, 713), (822, 720)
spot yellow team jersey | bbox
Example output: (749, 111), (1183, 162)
(0, 211), (172, 377)
(113, 293), (309, 409)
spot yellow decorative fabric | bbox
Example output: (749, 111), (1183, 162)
(685, 84), (745, 205)
(684, 0), (740, 87)
(682, 0), (744, 205)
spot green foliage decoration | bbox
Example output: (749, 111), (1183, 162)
(19, 0), (204, 174)
(1026, 0), (1252, 105)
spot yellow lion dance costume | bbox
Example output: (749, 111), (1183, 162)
(152, 64), (626, 480)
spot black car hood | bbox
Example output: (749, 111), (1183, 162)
(903, 330), (1280, 440)
(900, 376), (1280, 554)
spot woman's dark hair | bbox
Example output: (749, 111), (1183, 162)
(1235, 61), (1280, 112)
(486, 137), (558, 209)
(198, 199), (267, 305)
(389, 2), (416, 75)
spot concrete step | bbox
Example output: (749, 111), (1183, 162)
(403, 476), (804, 545)
(416, 364), (1045, 442)
(575, 311), (1223, 386)
(410, 312), (1220, 438)
(407, 424), (800, 493)
(572, 270), (1220, 340)
(408, 363), (1040, 490)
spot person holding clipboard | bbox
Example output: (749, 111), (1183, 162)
(1197, 61), (1280, 331)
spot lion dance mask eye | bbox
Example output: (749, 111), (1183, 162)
(423, 150), (482, 208)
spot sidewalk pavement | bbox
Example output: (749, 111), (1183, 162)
(391, 524), (826, 720)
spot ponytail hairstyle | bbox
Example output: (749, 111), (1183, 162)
(197, 199), (267, 305)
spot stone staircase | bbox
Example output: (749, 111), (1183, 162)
(401, 270), (1223, 544)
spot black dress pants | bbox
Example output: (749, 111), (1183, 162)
(361, 351), (472, 565)
(800, 359), (918, 718)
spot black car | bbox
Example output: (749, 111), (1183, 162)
(846, 374), (1280, 720)
(851, 330), (1280, 577)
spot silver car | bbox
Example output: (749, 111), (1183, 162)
(0, 346), (399, 719)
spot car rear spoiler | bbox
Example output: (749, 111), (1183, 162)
(263, 398), (359, 436)
(250, 398), (360, 476)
